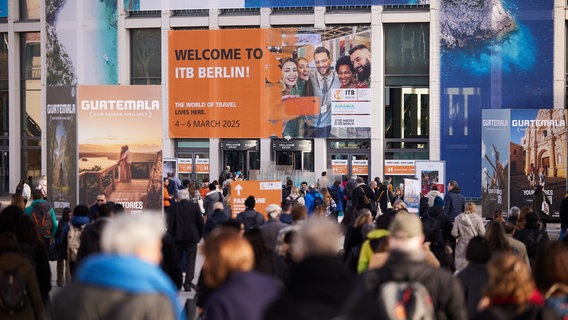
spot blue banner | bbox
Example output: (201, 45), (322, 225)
(440, 0), (554, 197)
(0, 0), (7, 18)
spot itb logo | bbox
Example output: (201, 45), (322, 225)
(332, 89), (357, 101)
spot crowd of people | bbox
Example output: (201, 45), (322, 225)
(1, 173), (568, 320)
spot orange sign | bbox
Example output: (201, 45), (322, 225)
(352, 159), (369, 175)
(178, 159), (192, 173)
(384, 160), (415, 175)
(168, 29), (282, 138)
(332, 159), (349, 174)
(195, 158), (210, 174)
(231, 180), (282, 219)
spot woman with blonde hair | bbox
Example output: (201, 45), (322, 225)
(452, 202), (485, 272)
(286, 186), (305, 207)
(201, 228), (279, 320)
(473, 252), (557, 320)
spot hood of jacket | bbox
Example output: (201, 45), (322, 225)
(71, 215), (91, 227)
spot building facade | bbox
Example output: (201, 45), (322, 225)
(0, 0), (566, 201)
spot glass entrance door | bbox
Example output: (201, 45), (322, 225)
(176, 152), (210, 184)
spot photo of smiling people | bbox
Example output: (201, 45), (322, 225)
(279, 26), (372, 139)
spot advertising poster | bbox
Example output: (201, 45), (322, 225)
(47, 0), (118, 86)
(509, 109), (567, 219)
(280, 27), (371, 139)
(439, 0), (554, 197)
(403, 178), (421, 213)
(127, 0), (425, 11)
(163, 159), (178, 178)
(481, 110), (510, 218)
(169, 27), (371, 139)
(46, 86), (77, 213)
(78, 85), (162, 214)
(231, 180), (282, 218)
(0, 0), (7, 18)
(415, 160), (445, 196)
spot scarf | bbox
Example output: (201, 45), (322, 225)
(76, 254), (184, 320)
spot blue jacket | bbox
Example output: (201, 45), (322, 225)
(330, 185), (345, 212)
(305, 190), (324, 215)
(444, 187), (465, 222)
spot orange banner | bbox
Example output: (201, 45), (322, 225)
(384, 160), (416, 175)
(332, 160), (349, 174)
(168, 29), (282, 138)
(178, 159), (192, 173)
(352, 160), (369, 175)
(230, 180), (282, 219)
(195, 158), (210, 174)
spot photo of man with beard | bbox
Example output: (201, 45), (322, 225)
(349, 44), (371, 87)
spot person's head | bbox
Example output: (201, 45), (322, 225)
(163, 177), (169, 186)
(280, 58), (298, 90)
(388, 213), (424, 252)
(431, 185), (438, 191)
(349, 44), (371, 82)
(356, 177), (365, 184)
(281, 199), (291, 213)
(98, 204), (114, 219)
(308, 184), (316, 191)
(286, 179), (293, 188)
(62, 207), (71, 221)
(504, 221), (517, 235)
(354, 209), (373, 228)
(0, 205), (24, 233)
(395, 187), (403, 196)
(112, 203), (125, 216)
(433, 196), (444, 208)
(177, 188), (190, 201)
(202, 228), (254, 288)
(212, 202), (224, 213)
(485, 221), (509, 252)
(290, 186), (300, 196)
(301, 181), (308, 191)
(464, 202), (477, 214)
(244, 195), (256, 209)
(266, 204), (282, 220)
(320, 187), (330, 198)
(202, 177), (210, 187)
(96, 193), (107, 206)
(370, 180), (378, 189)
(334, 180), (341, 187)
(32, 190), (43, 201)
(209, 183), (217, 191)
(484, 252), (535, 308)
(101, 214), (164, 265)
(534, 241), (568, 296)
(524, 212), (540, 229)
(508, 206), (520, 223)
(335, 55), (355, 87)
(493, 209), (504, 221)
(447, 180), (458, 191)
(73, 204), (89, 217)
(296, 217), (342, 259)
(465, 236), (491, 264)
(535, 185), (543, 193)
(10, 194), (25, 210)
(313, 47), (332, 76)
(291, 204), (308, 222)
(296, 57), (310, 81)
(393, 199), (407, 212)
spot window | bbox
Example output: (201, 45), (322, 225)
(20, 32), (41, 181)
(130, 29), (161, 85)
(19, 0), (40, 20)
(384, 23), (429, 155)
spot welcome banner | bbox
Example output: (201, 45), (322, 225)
(77, 85), (162, 214)
(169, 27), (372, 139)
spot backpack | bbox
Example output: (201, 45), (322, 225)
(30, 201), (53, 239)
(313, 195), (325, 210)
(288, 195), (301, 208)
(359, 187), (371, 205)
(241, 212), (260, 232)
(378, 280), (435, 320)
(67, 224), (86, 262)
(0, 267), (28, 314)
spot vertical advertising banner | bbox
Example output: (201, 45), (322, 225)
(168, 27), (372, 139)
(509, 109), (567, 219)
(78, 86), (162, 214)
(440, 0), (554, 197)
(481, 110), (510, 218)
(46, 86), (77, 213)
(0, 0), (7, 18)
(403, 178), (421, 213)
(47, 0), (118, 86)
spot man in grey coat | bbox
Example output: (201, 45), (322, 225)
(259, 204), (289, 251)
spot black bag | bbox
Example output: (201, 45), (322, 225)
(0, 267), (28, 314)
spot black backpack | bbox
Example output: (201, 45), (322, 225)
(241, 212), (261, 232)
(31, 202), (53, 239)
(313, 195), (325, 210)
(0, 267), (28, 314)
(328, 187), (340, 203)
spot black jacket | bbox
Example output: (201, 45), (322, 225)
(352, 184), (375, 211)
(375, 184), (391, 214)
(348, 250), (467, 320)
(169, 200), (204, 243)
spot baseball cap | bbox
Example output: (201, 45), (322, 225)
(389, 213), (423, 239)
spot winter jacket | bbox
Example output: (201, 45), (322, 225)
(426, 190), (443, 208)
(349, 250), (467, 320)
(444, 187), (465, 222)
(169, 199), (204, 244)
(204, 191), (224, 218)
(456, 263), (489, 319)
(24, 199), (58, 238)
(451, 212), (485, 272)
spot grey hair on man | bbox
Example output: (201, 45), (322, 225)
(100, 214), (164, 263)
(177, 188), (190, 201)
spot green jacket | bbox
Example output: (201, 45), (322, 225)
(24, 199), (58, 238)
(357, 229), (390, 274)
